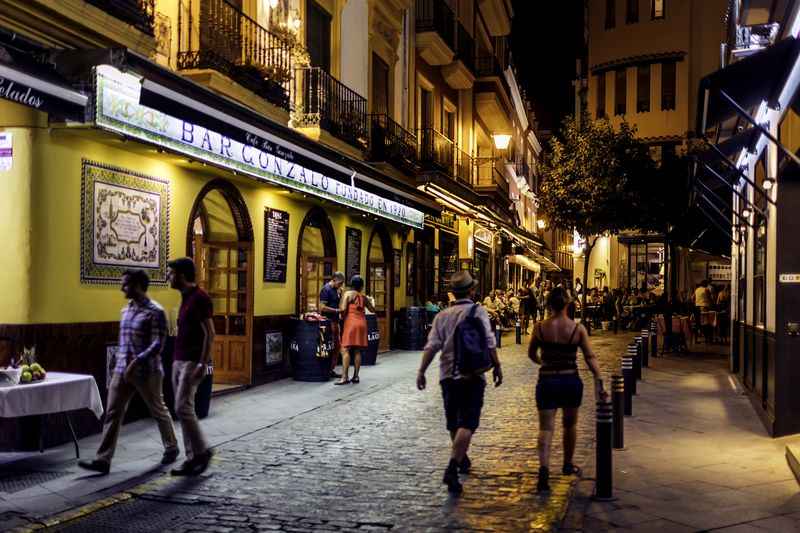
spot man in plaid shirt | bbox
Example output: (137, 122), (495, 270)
(79, 270), (179, 474)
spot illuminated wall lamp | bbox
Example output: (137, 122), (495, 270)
(741, 208), (751, 219)
(536, 219), (546, 230)
(763, 177), (775, 190)
(492, 133), (512, 150)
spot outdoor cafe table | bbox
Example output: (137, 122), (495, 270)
(0, 372), (104, 458)
(656, 315), (693, 343)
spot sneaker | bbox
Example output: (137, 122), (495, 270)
(161, 448), (180, 465)
(536, 466), (550, 493)
(443, 459), (462, 494)
(77, 459), (110, 475)
(459, 455), (471, 474)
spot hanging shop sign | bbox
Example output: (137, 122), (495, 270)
(424, 211), (457, 232)
(94, 65), (424, 229)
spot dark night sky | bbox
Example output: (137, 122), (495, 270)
(511, 0), (586, 133)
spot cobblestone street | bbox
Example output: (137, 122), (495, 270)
(34, 332), (627, 533)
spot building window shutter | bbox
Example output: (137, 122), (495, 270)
(306, 0), (331, 72)
(661, 61), (676, 110)
(615, 68), (626, 116)
(596, 73), (606, 118)
(626, 0), (639, 23)
(637, 64), (650, 112)
(652, 0), (665, 19)
(605, 0), (616, 29)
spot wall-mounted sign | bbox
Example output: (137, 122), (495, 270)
(0, 132), (11, 171)
(265, 331), (283, 366)
(345, 227), (362, 283)
(425, 211), (457, 232)
(94, 65), (424, 228)
(779, 273), (800, 283)
(0, 63), (87, 118)
(263, 208), (289, 283)
(474, 227), (493, 246)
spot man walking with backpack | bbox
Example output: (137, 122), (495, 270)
(417, 271), (503, 494)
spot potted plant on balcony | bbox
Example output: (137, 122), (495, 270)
(236, 59), (291, 108)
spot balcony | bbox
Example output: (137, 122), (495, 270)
(478, 0), (512, 36)
(415, 0), (456, 66)
(475, 156), (510, 198)
(293, 67), (369, 151)
(86, 0), (155, 35)
(733, 22), (780, 56)
(418, 128), (455, 175)
(443, 23), (476, 90)
(454, 147), (476, 186)
(177, 0), (293, 110)
(369, 114), (419, 171)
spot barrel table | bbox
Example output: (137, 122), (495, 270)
(288, 318), (334, 382)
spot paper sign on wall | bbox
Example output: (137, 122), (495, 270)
(0, 132), (12, 171)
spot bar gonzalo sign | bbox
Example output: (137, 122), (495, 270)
(93, 65), (424, 229)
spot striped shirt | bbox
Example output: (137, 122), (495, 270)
(114, 298), (168, 375)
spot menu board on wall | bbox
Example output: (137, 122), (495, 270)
(406, 242), (415, 296)
(393, 249), (401, 287)
(345, 227), (362, 283)
(263, 208), (289, 283)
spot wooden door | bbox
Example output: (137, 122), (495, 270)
(196, 240), (253, 385)
(369, 261), (391, 352)
(300, 255), (336, 313)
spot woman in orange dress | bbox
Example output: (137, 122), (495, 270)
(336, 275), (375, 385)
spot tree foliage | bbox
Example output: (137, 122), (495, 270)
(538, 116), (658, 239)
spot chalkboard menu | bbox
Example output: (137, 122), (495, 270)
(345, 227), (362, 283)
(393, 249), (401, 287)
(263, 208), (289, 283)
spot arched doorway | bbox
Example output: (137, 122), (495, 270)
(187, 179), (254, 387)
(367, 225), (393, 352)
(297, 207), (337, 314)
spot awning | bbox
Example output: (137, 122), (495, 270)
(697, 36), (800, 133)
(0, 46), (87, 120)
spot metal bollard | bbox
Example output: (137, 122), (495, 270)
(612, 375), (625, 449)
(640, 329), (650, 367)
(594, 401), (614, 500)
(650, 321), (658, 356)
(516, 319), (522, 344)
(621, 356), (634, 415)
(635, 337), (645, 376)
(629, 342), (641, 383)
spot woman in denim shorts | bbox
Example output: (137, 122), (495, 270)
(528, 287), (608, 492)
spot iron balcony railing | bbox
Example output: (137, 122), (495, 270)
(369, 114), (419, 170)
(454, 147), (475, 186)
(475, 156), (509, 196)
(734, 22), (780, 51)
(415, 0), (456, 51)
(418, 128), (455, 175)
(87, 0), (155, 35)
(293, 67), (369, 151)
(455, 22), (475, 74)
(177, 0), (293, 110)
(476, 53), (504, 78)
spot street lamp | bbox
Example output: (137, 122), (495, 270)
(492, 133), (512, 151)
(537, 219), (546, 230)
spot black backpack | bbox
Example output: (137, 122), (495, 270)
(453, 304), (493, 376)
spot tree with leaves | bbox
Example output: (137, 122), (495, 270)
(538, 115), (660, 327)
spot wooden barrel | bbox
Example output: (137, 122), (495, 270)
(288, 319), (333, 382)
(396, 307), (428, 350)
(361, 315), (380, 365)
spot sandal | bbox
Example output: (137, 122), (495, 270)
(334, 379), (350, 385)
(351, 376), (360, 384)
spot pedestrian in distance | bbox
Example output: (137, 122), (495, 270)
(528, 287), (608, 493)
(320, 271), (346, 379)
(336, 275), (375, 385)
(417, 271), (503, 495)
(78, 270), (179, 475)
(168, 257), (214, 476)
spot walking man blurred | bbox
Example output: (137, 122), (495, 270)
(78, 270), (178, 475)
(168, 258), (214, 476)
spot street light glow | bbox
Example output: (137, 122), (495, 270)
(492, 133), (512, 150)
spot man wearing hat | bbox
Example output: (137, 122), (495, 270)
(417, 270), (503, 494)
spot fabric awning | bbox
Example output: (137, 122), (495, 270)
(697, 36), (800, 133)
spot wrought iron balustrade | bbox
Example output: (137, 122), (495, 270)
(735, 22), (779, 51)
(476, 53), (503, 78)
(418, 128), (455, 175)
(369, 114), (419, 170)
(415, 0), (456, 51)
(454, 147), (475, 185)
(475, 156), (509, 195)
(177, 0), (293, 110)
(293, 67), (369, 151)
(86, 0), (155, 35)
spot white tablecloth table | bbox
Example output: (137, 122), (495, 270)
(0, 372), (104, 457)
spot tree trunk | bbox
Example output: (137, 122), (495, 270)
(581, 237), (598, 335)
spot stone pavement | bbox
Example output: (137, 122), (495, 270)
(1, 331), (625, 533)
(562, 346), (800, 532)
